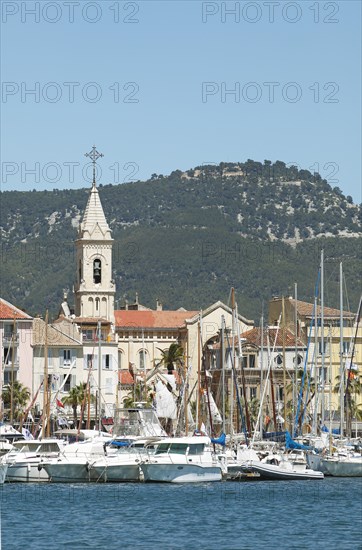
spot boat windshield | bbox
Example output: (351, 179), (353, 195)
(155, 443), (170, 455)
(13, 442), (60, 453)
(169, 443), (188, 455)
(187, 443), (205, 456)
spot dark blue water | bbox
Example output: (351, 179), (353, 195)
(1, 479), (361, 549)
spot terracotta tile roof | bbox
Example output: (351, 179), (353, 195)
(289, 298), (353, 319)
(32, 318), (82, 347)
(73, 317), (110, 325)
(118, 370), (135, 385)
(240, 327), (306, 348)
(0, 298), (32, 320)
(115, 310), (198, 329)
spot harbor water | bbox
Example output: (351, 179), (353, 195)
(2, 478), (361, 549)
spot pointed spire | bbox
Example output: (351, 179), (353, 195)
(79, 146), (111, 239)
(80, 183), (111, 237)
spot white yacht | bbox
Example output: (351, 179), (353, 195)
(41, 432), (112, 483)
(90, 437), (161, 482)
(140, 436), (225, 483)
(321, 454), (362, 477)
(3, 439), (66, 482)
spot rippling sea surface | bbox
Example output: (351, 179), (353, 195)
(1, 478), (361, 549)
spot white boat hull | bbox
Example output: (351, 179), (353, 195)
(6, 462), (50, 482)
(140, 463), (222, 483)
(249, 461), (324, 480)
(306, 453), (331, 475)
(0, 463), (8, 484)
(91, 462), (140, 482)
(322, 458), (362, 477)
(42, 461), (96, 483)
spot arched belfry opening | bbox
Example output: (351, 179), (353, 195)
(93, 259), (102, 284)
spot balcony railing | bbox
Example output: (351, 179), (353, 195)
(2, 333), (19, 345)
(2, 361), (20, 370)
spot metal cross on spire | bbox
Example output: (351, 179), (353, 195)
(85, 145), (104, 185)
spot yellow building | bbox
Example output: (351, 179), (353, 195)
(269, 297), (362, 432)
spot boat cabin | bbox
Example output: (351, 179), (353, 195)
(154, 437), (210, 456)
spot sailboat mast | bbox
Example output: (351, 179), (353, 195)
(42, 310), (49, 439)
(196, 315), (201, 430)
(10, 315), (16, 425)
(259, 311), (264, 437)
(294, 283), (298, 437)
(221, 315), (225, 434)
(230, 288), (235, 435)
(282, 296), (287, 431)
(339, 262), (344, 436)
(320, 249), (325, 427)
(267, 330), (277, 431)
(328, 325), (333, 438)
(98, 320), (102, 432)
(313, 294), (319, 434)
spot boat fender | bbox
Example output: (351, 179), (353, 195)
(86, 462), (91, 472)
(37, 463), (43, 471)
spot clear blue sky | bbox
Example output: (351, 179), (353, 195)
(1, 0), (361, 201)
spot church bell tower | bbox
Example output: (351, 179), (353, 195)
(74, 146), (115, 323)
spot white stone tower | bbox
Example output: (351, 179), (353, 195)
(74, 147), (115, 323)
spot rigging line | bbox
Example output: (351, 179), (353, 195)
(225, 328), (248, 445)
(300, 347), (316, 429)
(345, 295), (362, 396)
(294, 268), (321, 437)
(251, 315), (282, 448)
(343, 272), (351, 314)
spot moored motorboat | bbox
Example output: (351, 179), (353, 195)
(321, 455), (362, 477)
(90, 438), (161, 482)
(248, 453), (324, 480)
(42, 432), (111, 483)
(140, 436), (225, 483)
(4, 439), (66, 482)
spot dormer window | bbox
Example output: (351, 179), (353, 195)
(93, 259), (101, 284)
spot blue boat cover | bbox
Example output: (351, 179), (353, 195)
(285, 431), (312, 450)
(321, 425), (340, 435)
(211, 433), (226, 446)
(108, 440), (132, 447)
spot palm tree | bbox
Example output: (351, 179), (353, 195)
(333, 373), (362, 428)
(2, 380), (30, 421)
(63, 383), (92, 427)
(122, 383), (153, 408)
(157, 343), (184, 374)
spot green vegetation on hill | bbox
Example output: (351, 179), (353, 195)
(1, 160), (361, 321)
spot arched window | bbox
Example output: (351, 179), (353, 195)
(93, 259), (101, 284)
(293, 354), (303, 365)
(139, 350), (147, 370)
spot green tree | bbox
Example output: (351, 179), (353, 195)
(122, 383), (153, 408)
(157, 343), (184, 374)
(63, 383), (94, 427)
(333, 373), (362, 430)
(2, 380), (30, 421)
